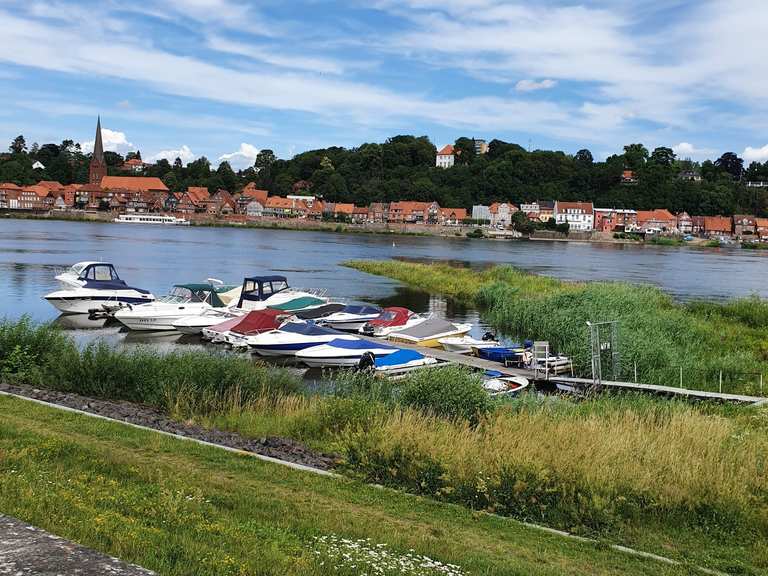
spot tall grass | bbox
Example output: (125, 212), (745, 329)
(343, 396), (768, 536)
(0, 316), (300, 416)
(346, 260), (768, 393)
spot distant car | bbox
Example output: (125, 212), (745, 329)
(683, 235), (694, 241)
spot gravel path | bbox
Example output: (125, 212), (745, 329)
(0, 382), (340, 471)
(0, 514), (155, 575)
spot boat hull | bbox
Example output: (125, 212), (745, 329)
(389, 325), (472, 348)
(43, 291), (154, 315)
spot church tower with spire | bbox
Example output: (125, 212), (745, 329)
(89, 116), (107, 185)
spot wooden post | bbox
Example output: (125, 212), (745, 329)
(761, 373), (764, 395)
(679, 366), (683, 388)
(634, 362), (637, 383)
(719, 370), (723, 394)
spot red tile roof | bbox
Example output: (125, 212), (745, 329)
(101, 176), (169, 192)
(240, 183), (269, 204)
(0, 182), (21, 190)
(636, 209), (675, 223)
(37, 180), (65, 190)
(265, 196), (293, 209)
(437, 144), (454, 156)
(333, 203), (355, 214)
(441, 207), (468, 220)
(185, 187), (210, 204)
(703, 216), (732, 233)
(556, 201), (594, 214)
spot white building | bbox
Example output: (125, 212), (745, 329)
(435, 144), (455, 168)
(471, 204), (491, 222)
(554, 201), (594, 231)
(489, 202), (517, 228)
(245, 200), (264, 218)
(32, 161), (45, 170)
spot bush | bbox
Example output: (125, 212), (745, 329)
(399, 366), (491, 425)
(466, 228), (484, 239)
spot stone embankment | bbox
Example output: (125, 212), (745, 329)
(0, 382), (339, 471)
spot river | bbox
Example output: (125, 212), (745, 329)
(1, 219), (765, 344)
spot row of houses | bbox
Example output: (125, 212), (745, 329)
(470, 200), (766, 238)
(0, 179), (470, 226)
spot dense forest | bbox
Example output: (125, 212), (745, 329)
(3, 133), (768, 216)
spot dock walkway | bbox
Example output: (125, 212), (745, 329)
(358, 335), (768, 405)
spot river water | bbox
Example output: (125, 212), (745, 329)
(1, 219), (765, 346)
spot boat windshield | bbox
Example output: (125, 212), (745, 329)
(78, 263), (120, 281)
(159, 286), (211, 304)
(380, 311), (398, 321)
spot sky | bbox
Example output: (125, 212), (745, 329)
(2, 0), (768, 170)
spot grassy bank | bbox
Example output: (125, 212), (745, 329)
(2, 395), (698, 576)
(345, 259), (768, 394)
(2, 318), (767, 572)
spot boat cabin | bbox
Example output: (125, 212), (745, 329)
(73, 262), (122, 282)
(167, 284), (232, 307)
(368, 306), (412, 327)
(237, 275), (290, 307)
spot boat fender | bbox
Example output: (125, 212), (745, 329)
(357, 351), (375, 371)
(482, 331), (497, 341)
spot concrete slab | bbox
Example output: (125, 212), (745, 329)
(0, 515), (155, 575)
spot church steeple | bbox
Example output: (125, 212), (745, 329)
(89, 116), (107, 185)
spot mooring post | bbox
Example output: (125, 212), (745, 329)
(719, 370), (723, 394)
(679, 366), (683, 388)
(634, 362), (637, 383)
(761, 373), (764, 395)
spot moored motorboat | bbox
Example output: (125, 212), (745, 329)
(317, 304), (382, 331)
(114, 281), (239, 331)
(482, 371), (529, 396)
(220, 309), (290, 348)
(372, 349), (439, 374)
(359, 307), (427, 337)
(296, 338), (399, 368)
(172, 308), (241, 335)
(387, 318), (472, 348)
(43, 261), (154, 314)
(235, 275), (327, 312)
(247, 321), (357, 356)
(472, 342), (532, 365)
(439, 332), (499, 354)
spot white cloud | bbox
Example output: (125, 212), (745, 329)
(743, 145), (768, 163)
(207, 35), (345, 74)
(81, 128), (133, 153)
(218, 143), (259, 170)
(672, 142), (715, 160)
(148, 145), (195, 164)
(515, 78), (556, 92)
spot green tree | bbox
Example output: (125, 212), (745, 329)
(650, 147), (676, 167)
(453, 137), (476, 165)
(623, 143), (649, 170)
(9, 135), (26, 154)
(714, 152), (744, 180)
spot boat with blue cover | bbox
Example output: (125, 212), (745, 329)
(44, 261), (155, 314)
(247, 321), (357, 356)
(295, 337), (399, 367)
(472, 341), (533, 365)
(372, 348), (438, 373)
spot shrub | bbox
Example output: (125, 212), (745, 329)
(399, 366), (491, 425)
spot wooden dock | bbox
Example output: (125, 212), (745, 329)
(358, 335), (768, 405)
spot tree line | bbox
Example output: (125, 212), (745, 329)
(4, 133), (768, 216)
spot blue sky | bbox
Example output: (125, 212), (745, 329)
(2, 0), (768, 169)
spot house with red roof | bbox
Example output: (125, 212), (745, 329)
(594, 208), (638, 232)
(676, 212), (693, 234)
(436, 145), (455, 169)
(702, 216), (732, 237)
(756, 218), (768, 239)
(207, 189), (237, 215)
(554, 201), (594, 231)
(263, 196), (294, 218)
(0, 183), (22, 209)
(352, 206), (369, 223)
(120, 158), (148, 173)
(733, 214), (757, 238)
(367, 202), (390, 223)
(636, 209), (677, 233)
(488, 202), (518, 228)
(177, 187), (210, 214)
(236, 183), (269, 213)
(440, 207), (468, 225)
(388, 201), (441, 224)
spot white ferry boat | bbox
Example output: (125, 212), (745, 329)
(113, 214), (190, 225)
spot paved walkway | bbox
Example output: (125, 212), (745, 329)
(0, 515), (154, 575)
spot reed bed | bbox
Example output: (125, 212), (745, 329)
(346, 259), (768, 393)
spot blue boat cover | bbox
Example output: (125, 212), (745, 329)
(280, 322), (344, 336)
(340, 304), (381, 315)
(375, 349), (424, 367)
(82, 279), (152, 294)
(484, 369), (504, 378)
(322, 338), (397, 350)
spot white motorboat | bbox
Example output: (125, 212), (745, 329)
(235, 275), (327, 312)
(114, 281), (240, 331)
(172, 308), (241, 335)
(216, 309), (290, 347)
(482, 372), (530, 396)
(359, 307), (428, 337)
(296, 338), (400, 368)
(439, 333), (500, 354)
(43, 261), (155, 314)
(387, 318), (472, 348)
(317, 304), (382, 331)
(246, 321), (357, 357)
(372, 349), (439, 374)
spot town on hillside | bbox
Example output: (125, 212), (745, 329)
(0, 120), (766, 241)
